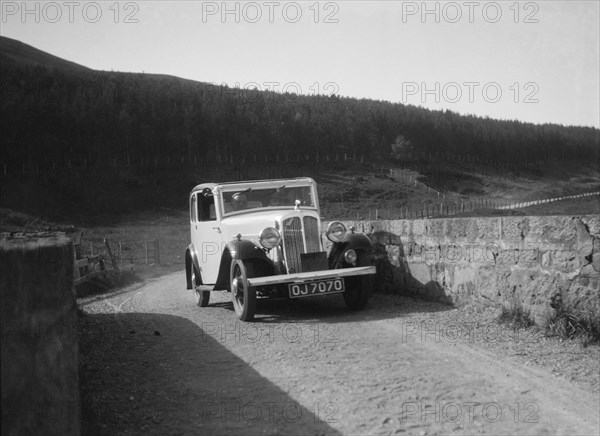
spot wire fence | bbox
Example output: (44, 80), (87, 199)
(1, 150), (554, 183)
(3, 152), (594, 220)
(80, 238), (160, 268)
(351, 191), (600, 220)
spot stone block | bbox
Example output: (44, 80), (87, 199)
(474, 217), (500, 240)
(527, 216), (578, 243)
(582, 215), (600, 236)
(425, 219), (445, 236)
(550, 249), (579, 272)
(562, 275), (600, 315)
(575, 219), (594, 266)
(501, 217), (530, 241)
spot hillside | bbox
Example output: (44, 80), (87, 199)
(0, 36), (598, 223)
(0, 37), (92, 72)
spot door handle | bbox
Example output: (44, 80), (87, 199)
(212, 227), (221, 233)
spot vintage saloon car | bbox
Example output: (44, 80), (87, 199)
(185, 177), (376, 321)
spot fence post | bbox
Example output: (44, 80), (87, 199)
(155, 240), (160, 264)
(145, 240), (149, 265)
(104, 239), (118, 270)
(119, 241), (123, 267)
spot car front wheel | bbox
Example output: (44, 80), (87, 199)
(230, 260), (256, 321)
(342, 252), (373, 311)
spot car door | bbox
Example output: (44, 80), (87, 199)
(190, 189), (223, 285)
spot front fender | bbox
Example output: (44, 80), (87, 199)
(328, 232), (373, 268)
(214, 240), (277, 290)
(342, 232), (372, 251)
(227, 240), (267, 261)
(185, 244), (202, 289)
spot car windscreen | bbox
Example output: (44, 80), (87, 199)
(221, 185), (315, 215)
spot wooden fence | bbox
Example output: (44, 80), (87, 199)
(85, 238), (160, 267)
(2, 151), (553, 182)
(73, 235), (160, 284)
(354, 191), (600, 221)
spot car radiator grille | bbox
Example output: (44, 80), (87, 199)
(281, 216), (321, 273)
(303, 216), (320, 253)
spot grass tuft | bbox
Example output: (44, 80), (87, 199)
(544, 294), (600, 346)
(497, 300), (535, 329)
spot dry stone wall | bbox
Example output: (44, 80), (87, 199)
(1, 234), (80, 436)
(326, 215), (600, 323)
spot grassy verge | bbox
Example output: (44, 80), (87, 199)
(544, 295), (600, 346)
(497, 295), (600, 346)
(497, 300), (536, 329)
(79, 209), (189, 281)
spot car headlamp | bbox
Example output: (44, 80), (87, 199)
(259, 227), (281, 249)
(326, 221), (347, 243)
(344, 249), (357, 265)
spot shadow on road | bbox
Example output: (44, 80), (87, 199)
(206, 291), (453, 325)
(79, 312), (343, 435)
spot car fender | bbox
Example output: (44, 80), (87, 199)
(214, 240), (277, 290)
(328, 233), (373, 268)
(185, 244), (202, 289)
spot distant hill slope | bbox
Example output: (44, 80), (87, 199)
(0, 36), (598, 222)
(1, 35), (598, 168)
(0, 36), (91, 72)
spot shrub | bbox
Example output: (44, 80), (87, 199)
(497, 300), (535, 329)
(544, 294), (600, 346)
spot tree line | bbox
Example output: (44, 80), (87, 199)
(1, 57), (599, 168)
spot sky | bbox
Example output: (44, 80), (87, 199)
(1, 0), (599, 128)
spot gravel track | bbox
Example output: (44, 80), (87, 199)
(79, 271), (600, 435)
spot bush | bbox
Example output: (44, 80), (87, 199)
(497, 300), (535, 329)
(544, 294), (600, 346)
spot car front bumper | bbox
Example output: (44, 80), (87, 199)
(246, 266), (376, 287)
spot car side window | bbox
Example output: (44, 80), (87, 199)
(198, 190), (216, 221)
(190, 194), (197, 222)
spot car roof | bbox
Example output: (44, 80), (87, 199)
(191, 177), (315, 194)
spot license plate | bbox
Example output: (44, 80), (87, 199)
(288, 278), (345, 298)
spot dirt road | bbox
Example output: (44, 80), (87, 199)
(79, 271), (600, 435)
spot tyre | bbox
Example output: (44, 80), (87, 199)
(230, 260), (256, 321)
(191, 266), (210, 307)
(342, 252), (373, 311)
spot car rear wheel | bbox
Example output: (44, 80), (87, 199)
(192, 267), (210, 307)
(342, 252), (373, 311)
(230, 260), (256, 321)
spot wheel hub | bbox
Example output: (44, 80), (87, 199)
(232, 277), (239, 297)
